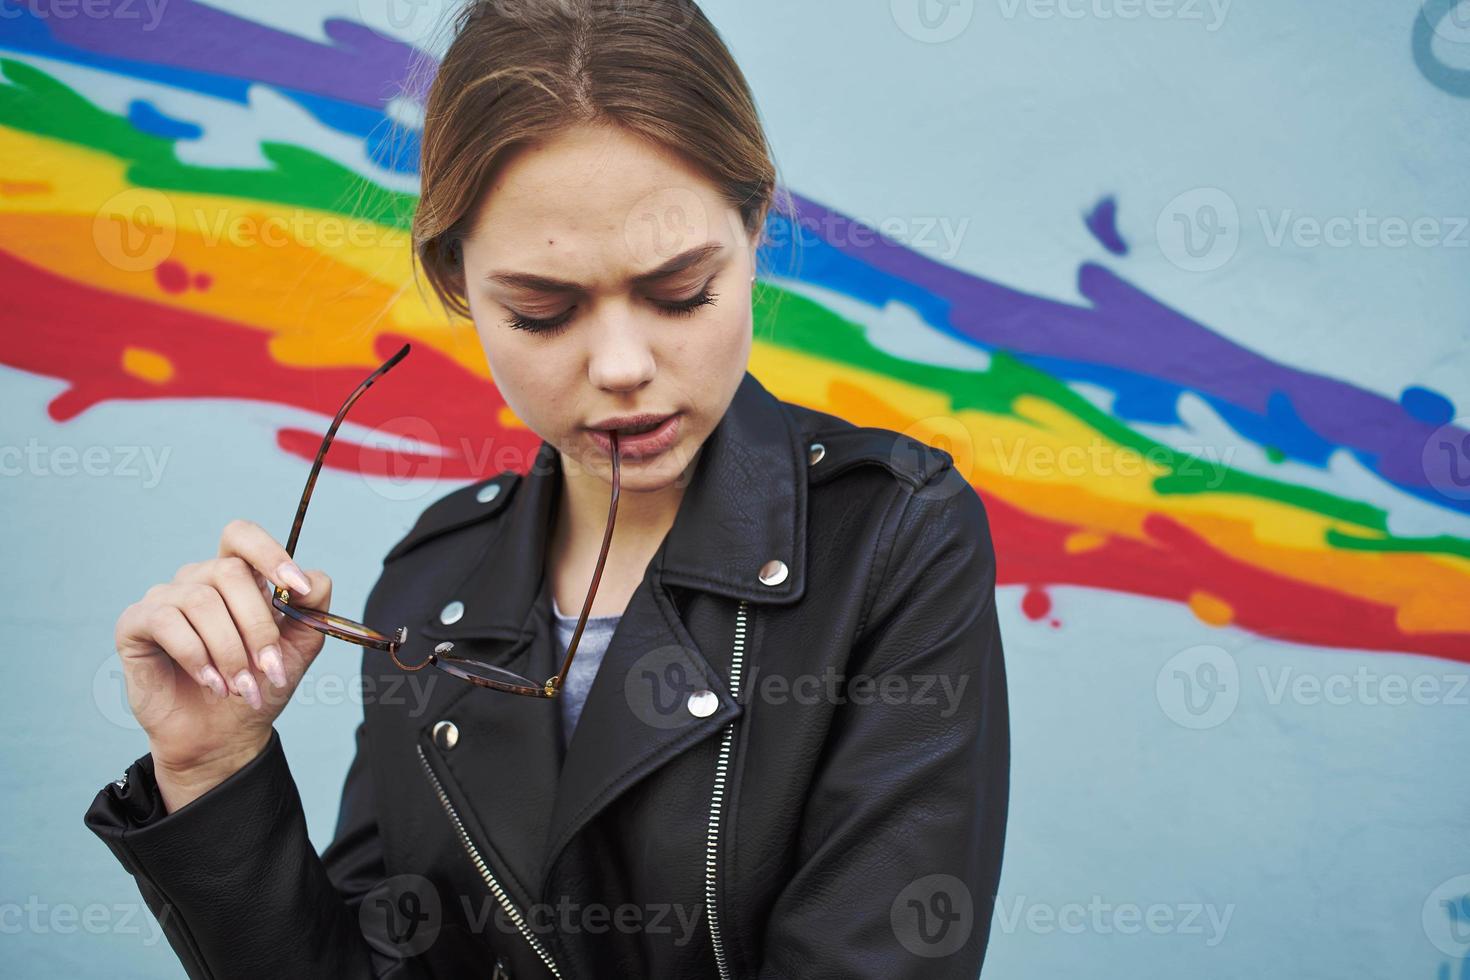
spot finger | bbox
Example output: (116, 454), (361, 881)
(218, 518), (313, 597)
(273, 568), (335, 670)
(288, 567), (333, 616)
(116, 601), (229, 699)
(194, 557), (288, 690)
(169, 582), (264, 710)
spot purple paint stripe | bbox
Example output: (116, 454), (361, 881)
(40, 1), (432, 108)
(787, 192), (1464, 490)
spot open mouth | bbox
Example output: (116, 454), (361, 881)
(587, 413), (682, 458)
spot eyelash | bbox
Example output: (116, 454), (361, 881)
(504, 287), (720, 336)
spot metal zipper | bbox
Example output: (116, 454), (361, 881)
(704, 598), (750, 980)
(416, 743), (563, 979)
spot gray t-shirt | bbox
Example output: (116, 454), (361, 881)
(550, 595), (621, 750)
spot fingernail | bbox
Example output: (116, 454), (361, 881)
(259, 645), (287, 689)
(199, 665), (228, 699)
(234, 670), (262, 710)
(276, 560), (311, 595)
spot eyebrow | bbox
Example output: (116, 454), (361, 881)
(483, 242), (725, 293)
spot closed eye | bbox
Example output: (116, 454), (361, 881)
(503, 283), (720, 335)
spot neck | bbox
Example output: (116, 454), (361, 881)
(550, 449), (694, 614)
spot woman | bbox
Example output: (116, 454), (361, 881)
(85, 2), (1009, 977)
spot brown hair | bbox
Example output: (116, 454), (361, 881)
(408, 0), (793, 323)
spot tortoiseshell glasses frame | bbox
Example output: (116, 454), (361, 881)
(270, 342), (621, 698)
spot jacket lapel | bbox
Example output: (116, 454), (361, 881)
(410, 371), (812, 909)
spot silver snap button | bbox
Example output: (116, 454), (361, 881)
(687, 689), (718, 718)
(758, 559), (788, 586)
(433, 720), (459, 750)
(808, 442), (825, 466)
(439, 600), (465, 625)
(476, 482), (501, 504)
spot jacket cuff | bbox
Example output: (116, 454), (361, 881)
(84, 728), (287, 876)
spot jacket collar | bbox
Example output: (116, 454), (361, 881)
(407, 370), (811, 915)
(419, 369), (809, 645)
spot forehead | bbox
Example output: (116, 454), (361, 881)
(465, 125), (739, 279)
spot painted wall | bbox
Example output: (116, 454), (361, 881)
(2, 1), (1468, 976)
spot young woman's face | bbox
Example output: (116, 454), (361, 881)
(459, 123), (759, 494)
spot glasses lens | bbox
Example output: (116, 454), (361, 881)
(432, 652), (547, 697)
(272, 592), (400, 651)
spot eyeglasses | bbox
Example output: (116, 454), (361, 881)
(271, 342), (621, 698)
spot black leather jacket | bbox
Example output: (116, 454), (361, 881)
(85, 370), (1010, 979)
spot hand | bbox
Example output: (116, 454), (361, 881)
(113, 519), (335, 811)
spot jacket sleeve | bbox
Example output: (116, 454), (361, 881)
(754, 468), (1011, 979)
(83, 718), (422, 979)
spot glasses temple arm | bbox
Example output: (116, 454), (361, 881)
(550, 431), (620, 689)
(282, 343), (411, 559)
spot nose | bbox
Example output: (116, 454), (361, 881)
(585, 305), (656, 392)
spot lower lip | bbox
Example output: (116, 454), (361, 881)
(588, 413), (682, 459)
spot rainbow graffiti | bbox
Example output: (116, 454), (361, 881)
(2, 2), (1467, 661)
